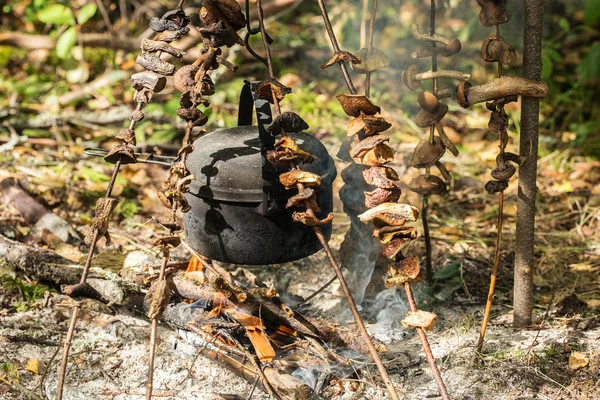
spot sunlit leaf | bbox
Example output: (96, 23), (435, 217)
(37, 4), (75, 25)
(77, 3), (97, 25)
(584, 0), (600, 25)
(56, 27), (77, 59)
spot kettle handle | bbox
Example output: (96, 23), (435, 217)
(237, 80), (274, 151)
(237, 81), (285, 215)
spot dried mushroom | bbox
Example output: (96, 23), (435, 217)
(116, 129), (136, 146)
(279, 170), (322, 188)
(410, 136), (445, 168)
(336, 94), (381, 117)
(286, 188), (319, 211)
(358, 203), (420, 225)
(354, 144), (395, 166)
(386, 257), (421, 287)
(382, 237), (413, 259)
(347, 114), (392, 137)
(401, 310), (437, 331)
(321, 51), (360, 69)
(408, 174), (448, 196)
(104, 144), (137, 164)
(374, 225), (417, 244)
(415, 103), (448, 128)
(292, 211), (334, 226)
(490, 163), (516, 180)
(199, 0), (246, 32)
(364, 187), (401, 208)
(255, 78), (291, 103)
(362, 167), (399, 189)
(350, 135), (390, 159)
(266, 112), (309, 134)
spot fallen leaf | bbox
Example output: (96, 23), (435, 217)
(568, 352), (589, 370)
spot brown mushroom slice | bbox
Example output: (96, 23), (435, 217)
(153, 235), (181, 250)
(336, 94), (381, 117)
(286, 187), (320, 212)
(386, 256), (421, 287)
(279, 170), (322, 189)
(116, 128), (136, 146)
(408, 174), (447, 196)
(268, 136), (314, 165)
(266, 112), (309, 134)
(292, 211), (334, 226)
(365, 187), (401, 208)
(382, 237), (413, 259)
(362, 166), (399, 189)
(358, 203), (420, 224)
(401, 310), (437, 331)
(136, 53), (175, 76)
(199, 0), (246, 31)
(351, 47), (390, 74)
(355, 144), (395, 166)
(491, 163), (516, 180)
(375, 225), (417, 244)
(347, 115), (392, 138)
(485, 179), (508, 194)
(350, 135), (390, 159)
(320, 50), (361, 69)
(255, 78), (291, 104)
(476, 0), (511, 27)
(131, 71), (167, 93)
(104, 144), (137, 164)
(410, 136), (445, 168)
(415, 103), (448, 128)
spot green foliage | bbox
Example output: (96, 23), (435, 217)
(432, 261), (464, 301)
(584, 0), (600, 25)
(56, 26), (77, 59)
(37, 4), (75, 25)
(0, 275), (53, 312)
(0, 363), (19, 382)
(77, 3), (97, 25)
(115, 199), (141, 219)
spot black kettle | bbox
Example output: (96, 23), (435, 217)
(182, 82), (337, 265)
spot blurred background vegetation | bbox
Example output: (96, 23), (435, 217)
(0, 0), (598, 157)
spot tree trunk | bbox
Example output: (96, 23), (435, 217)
(514, 0), (545, 328)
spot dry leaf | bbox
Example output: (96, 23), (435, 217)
(568, 352), (589, 370)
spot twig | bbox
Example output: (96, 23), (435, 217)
(403, 282), (450, 400)
(301, 275), (337, 304)
(524, 293), (555, 358)
(38, 340), (61, 396)
(146, 254), (170, 400)
(476, 191), (504, 354)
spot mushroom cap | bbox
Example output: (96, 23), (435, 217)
(485, 179), (509, 194)
(104, 144), (137, 165)
(402, 64), (421, 91)
(418, 91), (441, 113)
(410, 136), (445, 168)
(456, 81), (472, 108)
(336, 94), (381, 117)
(446, 38), (462, 55)
(408, 174), (448, 196)
(351, 47), (390, 74)
(415, 103), (448, 128)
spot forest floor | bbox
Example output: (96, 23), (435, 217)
(0, 113), (599, 399)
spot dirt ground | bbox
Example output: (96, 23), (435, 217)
(1, 147), (599, 399)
